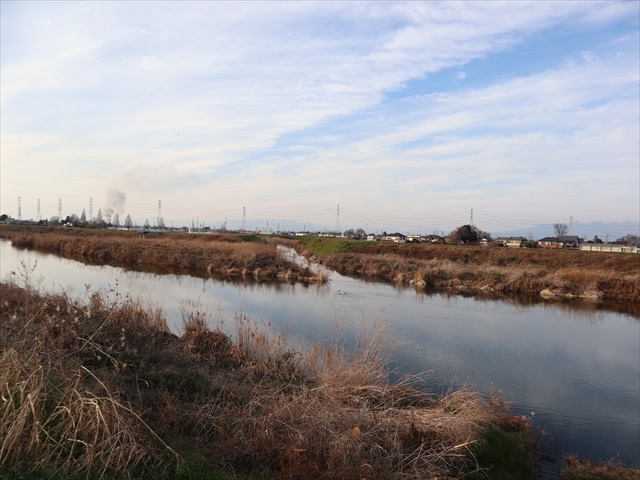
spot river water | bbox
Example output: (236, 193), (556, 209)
(1, 239), (638, 465)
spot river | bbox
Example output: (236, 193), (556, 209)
(1, 239), (638, 465)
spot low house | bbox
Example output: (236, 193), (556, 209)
(493, 237), (509, 247)
(423, 234), (444, 244)
(505, 237), (526, 248)
(558, 235), (582, 249)
(538, 237), (563, 249)
(382, 233), (407, 243)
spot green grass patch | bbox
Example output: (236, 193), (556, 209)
(467, 425), (537, 480)
(237, 233), (263, 243)
(300, 236), (373, 256)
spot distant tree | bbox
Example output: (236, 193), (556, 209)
(343, 229), (355, 238)
(593, 235), (603, 244)
(615, 234), (639, 246)
(0, 214), (7, 221)
(113, 213), (120, 229)
(50, 216), (60, 225)
(95, 209), (105, 227)
(80, 209), (87, 226)
(144, 218), (151, 229)
(553, 223), (569, 236)
(124, 214), (133, 230)
(449, 224), (491, 244)
(158, 217), (166, 229)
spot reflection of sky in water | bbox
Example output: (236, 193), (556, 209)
(1, 240), (638, 464)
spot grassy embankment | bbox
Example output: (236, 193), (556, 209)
(297, 237), (640, 303)
(1, 265), (538, 480)
(0, 225), (325, 284)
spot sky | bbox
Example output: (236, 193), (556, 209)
(1, 1), (639, 236)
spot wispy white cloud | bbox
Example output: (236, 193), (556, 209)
(1, 1), (638, 231)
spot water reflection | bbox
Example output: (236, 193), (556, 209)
(1, 239), (639, 465)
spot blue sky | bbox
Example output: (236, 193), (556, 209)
(1, 1), (638, 235)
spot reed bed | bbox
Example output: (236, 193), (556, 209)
(561, 455), (640, 480)
(0, 226), (325, 284)
(1, 268), (516, 479)
(313, 244), (640, 302)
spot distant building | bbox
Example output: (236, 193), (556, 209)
(538, 237), (563, 249)
(494, 236), (526, 248)
(558, 235), (582, 248)
(580, 244), (638, 254)
(423, 234), (444, 244)
(381, 233), (407, 243)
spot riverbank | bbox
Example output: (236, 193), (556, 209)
(2, 226), (638, 303)
(297, 237), (640, 303)
(0, 225), (325, 284)
(1, 276), (536, 479)
(2, 228), (638, 478)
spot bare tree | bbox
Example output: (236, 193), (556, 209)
(553, 223), (569, 236)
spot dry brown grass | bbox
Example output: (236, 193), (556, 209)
(1, 270), (507, 479)
(0, 266), (180, 478)
(169, 310), (503, 479)
(315, 244), (640, 302)
(561, 455), (640, 479)
(0, 226), (325, 284)
(0, 350), (173, 478)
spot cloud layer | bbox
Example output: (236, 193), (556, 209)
(2, 1), (638, 233)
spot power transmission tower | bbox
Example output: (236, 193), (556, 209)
(336, 205), (340, 234)
(570, 216), (573, 234)
(17, 197), (21, 220)
(58, 198), (62, 222)
(157, 200), (162, 227)
(89, 198), (93, 220)
(242, 206), (246, 231)
(37, 198), (41, 221)
(470, 208), (474, 227)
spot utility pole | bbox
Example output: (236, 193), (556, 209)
(58, 197), (62, 222)
(17, 197), (21, 220)
(37, 198), (41, 221)
(157, 200), (162, 227)
(336, 204), (340, 233)
(89, 197), (93, 221)
(470, 208), (474, 227)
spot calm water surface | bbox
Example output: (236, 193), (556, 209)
(1, 239), (638, 465)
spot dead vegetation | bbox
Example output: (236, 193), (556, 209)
(561, 455), (640, 480)
(0, 226), (324, 284)
(306, 242), (640, 302)
(1, 265), (517, 479)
